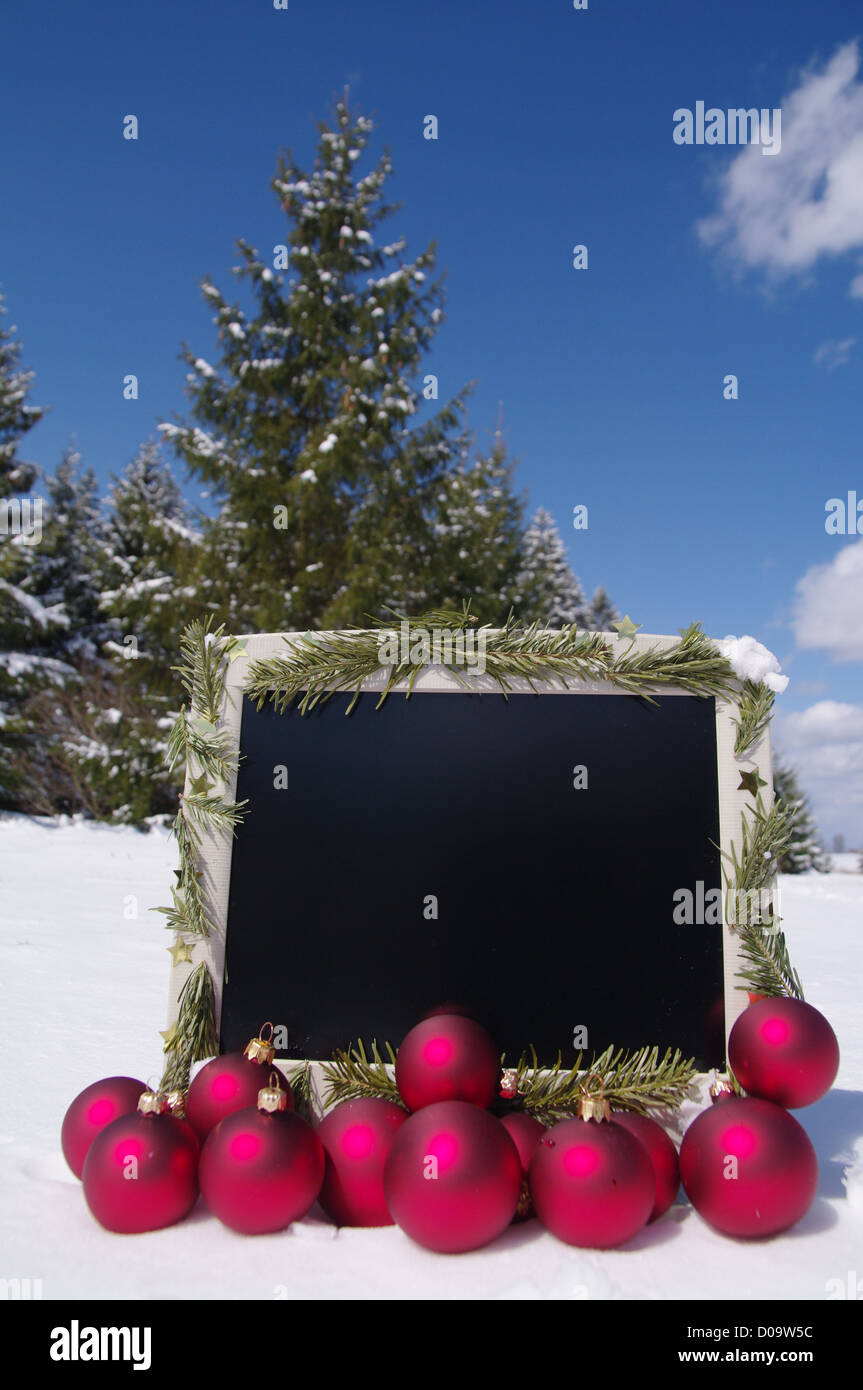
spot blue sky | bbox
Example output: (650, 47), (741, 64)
(2, 0), (861, 840)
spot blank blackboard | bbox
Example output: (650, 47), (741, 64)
(220, 691), (725, 1069)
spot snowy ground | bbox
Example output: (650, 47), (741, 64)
(1, 814), (860, 1301)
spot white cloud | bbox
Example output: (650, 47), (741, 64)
(773, 701), (863, 843)
(698, 41), (863, 295)
(792, 540), (863, 661)
(813, 336), (856, 368)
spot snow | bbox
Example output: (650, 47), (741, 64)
(716, 635), (789, 693)
(226, 322), (245, 341)
(298, 468), (317, 483)
(193, 358), (215, 378)
(0, 578), (68, 630)
(1, 814), (860, 1300)
(318, 434), (337, 454)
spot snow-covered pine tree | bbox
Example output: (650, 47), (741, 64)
(160, 101), (523, 631)
(772, 760), (829, 873)
(586, 585), (618, 632)
(100, 440), (200, 672)
(427, 431), (526, 621)
(0, 299), (73, 805)
(19, 442), (201, 823)
(515, 507), (591, 627)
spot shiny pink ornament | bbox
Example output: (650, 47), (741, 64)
(384, 1100), (522, 1252)
(395, 1015), (500, 1111)
(679, 1095), (818, 1238)
(500, 1112), (545, 1220)
(317, 1098), (408, 1227)
(82, 1097), (199, 1233)
(610, 1111), (680, 1222)
(200, 1102), (324, 1235)
(61, 1076), (146, 1179)
(529, 1117), (655, 1248)
(186, 1051), (293, 1141)
(728, 997), (839, 1109)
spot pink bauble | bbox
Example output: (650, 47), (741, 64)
(200, 1108), (323, 1235)
(186, 1052), (293, 1141)
(529, 1117), (655, 1249)
(383, 1101), (522, 1252)
(395, 1015), (500, 1111)
(728, 997), (839, 1109)
(500, 1112), (546, 1221)
(61, 1076), (146, 1179)
(82, 1110), (199, 1233)
(610, 1111), (680, 1222)
(317, 1098), (408, 1227)
(680, 1095), (818, 1238)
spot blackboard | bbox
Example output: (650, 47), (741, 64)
(220, 690), (725, 1069)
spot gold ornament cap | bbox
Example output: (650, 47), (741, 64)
(244, 1021), (276, 1066)
(499, 1068), (519, 1100)
(163, 1089), (187, 1118)
(257, 1071), (288, 1114)
(137, 1088), (168, 1116)
(709, 1070), (736, 1105)
(576, 1075), (611, 1123)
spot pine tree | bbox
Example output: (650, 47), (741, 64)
(772, 760), (829, 873)
(100, 440), (200, 671)
(160, 100), (523, 631)
(515, 507), (590, 626)
(427, 431), (526, 621)
(17, 443), (201, 824)
(0, 291), (43, 494)
(587, 585), (618, 632)
(0, 298), (72, 804)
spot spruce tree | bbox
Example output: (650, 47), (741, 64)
(587, 585), (618, 631)
(516, 507), (590, 626)
(773, 760), (829, 873)
(0, 297), (70, 804)
(160, 100), (523, 631)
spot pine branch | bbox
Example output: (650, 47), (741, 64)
(736, 925), (805, 1000)
(721, 794), (804, 999)
(733, 680), (775, 757)
(320, 1040), (405, 1109)
(244, 613), (738, 715)
(513, 1044), (697, 1120)
(172, 617), (239, 724)
(160, 962), (218, 1093)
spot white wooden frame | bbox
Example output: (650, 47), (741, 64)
(164, 630), (770, 1069)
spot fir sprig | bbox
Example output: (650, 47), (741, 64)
(733, 680), (775, 757)
(160, 962), (218, 1093)
(721, 795), (804, 999)
(512, 1044), (697, 1120)
(320, 1040), (405, 1109)
(245, 609), (737, 715)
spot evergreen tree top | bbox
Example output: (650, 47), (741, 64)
(0, 291), (45, 494)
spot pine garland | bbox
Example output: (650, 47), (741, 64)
(157, 618), (247, 1091)
(720, 795), (804, 1000)
(319, 1040), (697, 1119)
(733, 680), (775, 757)
(245, 608), (738, 716)
(321, 1041), (404, 1109)
(154, 611), (804, 1092)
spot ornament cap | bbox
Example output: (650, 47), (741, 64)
(257, 1071), (289, 1114)
(163, 1089), (187, 1118)
(245, 1021), (276, 1066)
(708, 1070), (736, 1105)
(137, 1088), (168, 1116)
(577, 1075), (611, 1123)
(499, 1068), (519, 1100)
